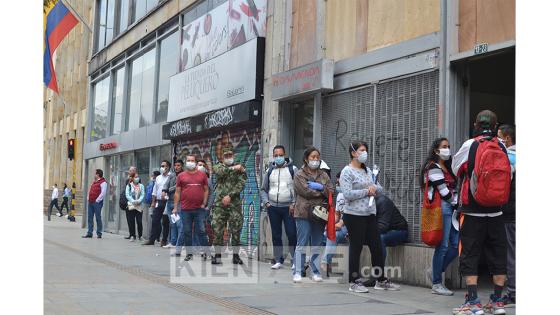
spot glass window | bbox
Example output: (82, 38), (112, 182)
(111, 67), (125, 135)
(91, 76), (111, 141)
(97, 0), (108, 50)
(127, 56), (142, 131)
(140, 48), (156, 127)
(135, 150), (151, 187)
(119, 0), (129, 34)
(147, 0), (158, 12)
(155, 31), (179, 123)
(127, 47), (156, 130)
(133, 0), (146, 23)
(106, 0), (116, 43)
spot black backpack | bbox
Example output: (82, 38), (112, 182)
(119, 183), (129, 210)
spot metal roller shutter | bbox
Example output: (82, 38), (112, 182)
(322, 70), (439, 243)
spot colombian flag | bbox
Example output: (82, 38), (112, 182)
(44, 1), (78, 94)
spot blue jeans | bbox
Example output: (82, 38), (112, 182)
(268, 206), (297, 264)
(322, 225), (348, 264)
(169, 203), (179, 246)
(192, 210), (207, 249)
(183, 208), (209, 255)
(294, 218), (324, 276)
(432, 200), (459, 284)
(87, 201), (103, 236)
(380, 229), (408, 263)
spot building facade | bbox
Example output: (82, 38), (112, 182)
(82, 0), (515, 286)
(43, 0), (94, 213)
(262, 0), (515, 287)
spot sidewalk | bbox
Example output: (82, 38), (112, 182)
(44, 216), (516, 315)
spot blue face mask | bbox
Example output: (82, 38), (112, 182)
(274, 156), (285, 166)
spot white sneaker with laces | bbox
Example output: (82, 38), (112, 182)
(293, 274), (302, 283)
(312, 274), (323, 282)
(349, 282), (369, 293)
(271, 262), (283, 270)
(163, 243), (174, 248)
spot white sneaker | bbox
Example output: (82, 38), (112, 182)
(293, 274), (302, 283)
(291, 264), (295, 270)
(129, 237), (136, 242)
(312, 274), (323, 282)
(271, 262), (283, 270)
(431, 283), (453, 296)
(349, 282), (369, 293)
(163, 243), (174, 248)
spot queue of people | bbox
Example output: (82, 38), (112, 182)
(75, 109), (515, 314)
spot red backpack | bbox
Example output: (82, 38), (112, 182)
(465, 135), (511, 207)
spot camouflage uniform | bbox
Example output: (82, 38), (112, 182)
(211, 150), (247, 254)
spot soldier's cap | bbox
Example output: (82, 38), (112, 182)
(222, 147), (234, 155)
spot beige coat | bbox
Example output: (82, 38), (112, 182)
(293, 166), (334, 220)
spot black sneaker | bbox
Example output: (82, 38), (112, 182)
(82, 234), (92, 238)
(142, 241), (155, 245)
(97, 235), (102, 239)
(124, 235), (132, 239)
(232, 254), (244, 265)
(201, 253), (208, 261)
(211, 254), (222, 265)
(184, 254), (193, 261)
(503, 293), (516, 308)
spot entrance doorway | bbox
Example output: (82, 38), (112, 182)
(463, 49), (516, 138)
(281, 99), (314, 168)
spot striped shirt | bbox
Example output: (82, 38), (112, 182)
(425, 163), (456, 204)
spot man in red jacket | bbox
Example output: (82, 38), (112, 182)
(83, 169), (107, 239)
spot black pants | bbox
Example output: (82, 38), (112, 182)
(344, 213), (385, 283)
(504, 222), (515, 297)
(60, 197), (70, 215)
(48, 198), (60, 217)
(149, 200), (166, 242)
(126, 209), (143, 238)
(162, 213), (170, 243)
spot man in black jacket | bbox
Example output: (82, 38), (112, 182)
(376, 194), (408, 263)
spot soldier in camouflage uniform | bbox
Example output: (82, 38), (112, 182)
(211, 146), (247, 265)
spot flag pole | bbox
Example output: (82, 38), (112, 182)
(60, 0), (92, 33)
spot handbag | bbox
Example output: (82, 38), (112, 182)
(421, 167), (443, 247)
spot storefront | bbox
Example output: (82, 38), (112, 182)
(164, 37), (265, 256)
(84, 139), (172, 235)
(272, 33), (441, 245)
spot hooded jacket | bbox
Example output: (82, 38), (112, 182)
(293, 165), (334, 220)
(260, 158), (297, 208)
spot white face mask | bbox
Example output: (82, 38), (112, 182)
(356, 151), (368, 163)
(308, 160), (320, 169)
(438, 148), (451, 161)
(224, 158), (234, 166)
(160, 167), (166, 174)
(197, 165), (207, 173)
(185, 161), (196, 170)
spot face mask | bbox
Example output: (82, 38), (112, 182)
(160, 167), (166, 174)
(197, 165), (207, 173)
(224, 158), (234, 166)
(336, 185), (342, 193)
(308, 160), (320, 169)
(438, 148), (451, 161)
(133, 177), (140, 184)
(274, 156), (285, 166)
(356, 151), (368, 163)
(185, 161), (196, 170)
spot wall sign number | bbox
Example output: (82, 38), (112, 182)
(474, 43), (489, 55)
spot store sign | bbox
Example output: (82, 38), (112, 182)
(162, 101), (261, 140)
(271, 59), (334, 101)
(168, 38), (263, 122)
(99, 142), (118, 151)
